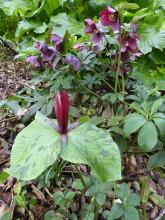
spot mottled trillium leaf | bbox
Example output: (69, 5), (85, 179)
(60, 123), (121, 182)
(8, 112), (60, 181)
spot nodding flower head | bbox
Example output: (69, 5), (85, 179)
(99, 7), (120, 33)
(54, 90), (69, 135)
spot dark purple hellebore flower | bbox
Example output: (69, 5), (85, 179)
(120, 32), (140, 53)
(50, 34), (62, 52)
(35, 41), (48, 54)
(92, 44), (101, 53)
(65, 54), (81, 71)
(54, 90), (69, 135)
(84, 19), (104, 43)
(26, 55), (43, 68)
(41, 46), (57, 63)
(99, 7), (120, 33)
(84, 19), (96, 34)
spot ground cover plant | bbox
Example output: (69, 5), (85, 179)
(0, 0), (165, 219)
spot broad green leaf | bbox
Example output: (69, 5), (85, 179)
(123, 113), (147, 137)
(138, 121), (157, 152)
(124, 206), (139, 220)
(96, 192), (106, 205)
(103, 203), (124, 219)
(139, 26), (165, 54)
(116, 183), (130, 201)
(61, 123), (121, 182)
(147, 150), (165, 170)
(43, 0), (59, 15)
(8, 112), (60, 180)
(120, 2), (139, 10)
(0, 0), (28, 16)
(153, 113), (165, 137)
(151, 98), (164, 115)
(127, 193), (140, 207)
(50, 13), (83, 37)
(15, 20), (34, 40)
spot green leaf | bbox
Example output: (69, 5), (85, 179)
(43, 0), (59, 15)
(138, 121), (158, 152)
(139, 25), (165, 54)
(149, 194), (165, 207)
(103, 203), (124, 219)
(147, 150), (165, 170)
(123, 113), (147, 137)
(153, 113), (165, 137)
(72, 179), (84, 191)
(65, 191), (76, 200)
(151, 98), (164, 115)
(0, 172), (9, 184)
(127, 193), (140, 207)
(96, 192), (106, 206)
(120, 2), (139, 10)
(8, 112), (60, 180)
(15, 20), (34, 40)
(61, 123), (121, 182)
(50, 13), (83, 37)
(124, 206), (139, 220)
(116, 183), (130, 201)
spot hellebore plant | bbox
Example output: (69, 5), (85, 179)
(8, 91), (121, 183)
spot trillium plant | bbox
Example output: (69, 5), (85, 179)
(8, 91), (121, 182)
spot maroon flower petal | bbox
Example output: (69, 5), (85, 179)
(54, 90), (69, 134)
(91, 31), (104, 43)
(84, 18), (96, 34)
(26, 55), (41, 68)
(65, 54), (81, 71)
(111, 18), (120, 33)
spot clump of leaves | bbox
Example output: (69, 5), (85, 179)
(103, 183), (140, 220)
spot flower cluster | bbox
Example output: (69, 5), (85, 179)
(27, 35), (81, 71)
(84, 6), (141, 73)
(27, 6), (141, 76)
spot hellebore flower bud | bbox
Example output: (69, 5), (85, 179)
(54, 90), (69, 135)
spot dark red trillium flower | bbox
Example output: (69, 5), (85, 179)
(84, 19), (104, 43)
(54, 90), (69, 135)
(99, 7), (120, 33)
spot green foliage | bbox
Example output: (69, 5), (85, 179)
(103, 183), (140, 220)
(124, 86), (165, 152)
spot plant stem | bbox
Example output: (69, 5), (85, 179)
(121, 72), (125, 96)
(75, 165), (87, 190)
(143, 204), (147, 220)
(115, 41), (122, 94)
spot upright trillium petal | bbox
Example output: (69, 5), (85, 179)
(54, 91), (69, 134)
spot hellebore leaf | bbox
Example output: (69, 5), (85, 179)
(60, 122), (121, 182)
(8, 112), (60, 180)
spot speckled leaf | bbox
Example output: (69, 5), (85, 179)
(60, 123), (121, 182)
(8, 112), (60, 180)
